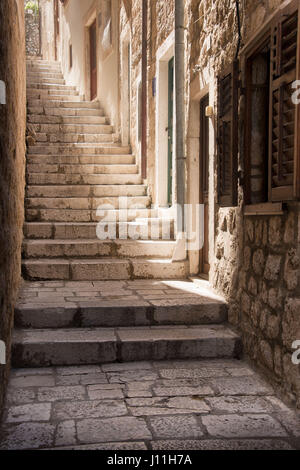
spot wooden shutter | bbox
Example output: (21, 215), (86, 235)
(217, 61), (239, 207)
(269, 2), (300, 201)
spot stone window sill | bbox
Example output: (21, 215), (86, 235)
(244, 202), (284, 216)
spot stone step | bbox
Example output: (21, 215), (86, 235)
(27, 77), (66, 85)
(27, 173), (142, 186)
(35, 133), (115, 144)
(12, 325), (242, 367)
(26, 66), (62, 74)
(32, 123), (113, 134)
(26, 59), (61, 66)
(28, 106), (104, 117)
(27, 144), (131, 156)
(26, 155), (135, 166)
(26, 183), (145, 198)
(28, 115), (107, 124)
(28, 94), (82, 102)
(27, 89), (79, 97)
(25, 207), (156, 223)
(22, 239), (175, 260)
(27, 163), (138, 175)
(25, 196), (150, 210)
(15, 287), (227, 328)
(27, 72), (64, 80)
(27, 100), (101, 109)
(22, 258), (188, 281)
(27, 83), (77, 91)
(24, 220), (173, 240)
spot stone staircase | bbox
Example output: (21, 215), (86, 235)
(12, 58), (242, 368)
(24, 58), (185, 281)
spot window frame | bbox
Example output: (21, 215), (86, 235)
(242, 0), (300, 212)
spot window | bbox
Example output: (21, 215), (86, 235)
(244, 1), (300, 204)
(217, 0), (300, 208)
(217, 61), (239, 207)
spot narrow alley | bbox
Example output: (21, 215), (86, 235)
(0, 0), (299, 453)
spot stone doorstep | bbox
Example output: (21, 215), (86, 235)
(11, 325), (242, 367)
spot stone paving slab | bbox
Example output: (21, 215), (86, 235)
(0, 359), (299, 450)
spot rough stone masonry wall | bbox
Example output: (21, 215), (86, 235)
(187, 0), (300, 407)
(25, 10), (40, 56)
(0, 0), (26, 417)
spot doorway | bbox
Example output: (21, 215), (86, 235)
(199, 95), (210, 276)
(89, 20), (97, 101)
(167, 57), (174, 206)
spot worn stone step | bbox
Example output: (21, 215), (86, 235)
(27, 83), (77, 91)
(27, 100), (101, 109)
(27, 89), (79, 97)
(27, 72), (64, 80)
(15, 289), (227, 329)
(35, 133), (115, 144)
(22, 258), (187, 281)
(28, 115), (107, 124)
(23, 220), (173, 240)
(26, 66), (62, 74)
(12, 325), (241, 367)
(27, 163), (138, 175)
(26, 59), (61, 66)
(25, 207), (156, 223)
(27, 155), (135, 166)
(27, 144), (130, 156)
(22, 239), (175, 260)
(25, 196), (150, 210)
(28, 106), (104, 117)
(26, 184), (145, 198)
(32, 123), (113, 134)
(27, 173), (142, 186)
(27, 77), (66, 85)
(27, 94), (81, 102)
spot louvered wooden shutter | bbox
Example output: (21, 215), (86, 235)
(217, 61), (239, 207)
(269, 2), (300, 201)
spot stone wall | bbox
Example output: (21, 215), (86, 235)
(186, 0), (300, 407)
(25, 11), (40, 56)
(0, 0), (26, 417)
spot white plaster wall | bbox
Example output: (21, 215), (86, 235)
(57, 0), (120, 133)
(58, 0), (94, 97)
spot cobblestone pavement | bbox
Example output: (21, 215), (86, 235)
(0, 359), (299, 450)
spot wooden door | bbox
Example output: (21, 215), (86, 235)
(167, 57), (174, 206)
(89, 20), (97, 101)
(200, 95), (210, 276)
